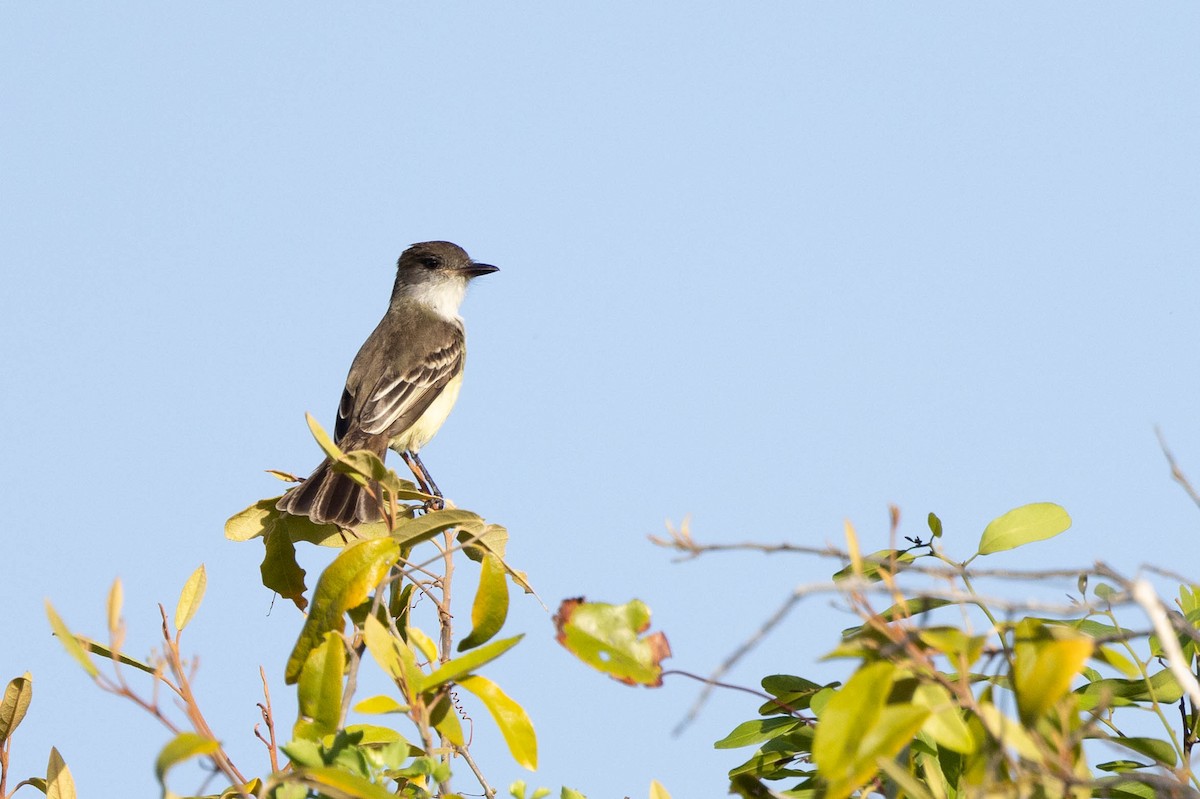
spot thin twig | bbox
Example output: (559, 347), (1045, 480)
(255, 667), (280, 772)
(455, 745), (497, 799)
(157, 606), (252, 798)
(1158, 427), (1200, 510)
(672, 587), (804, 735)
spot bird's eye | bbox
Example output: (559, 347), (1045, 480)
(418, 256), (441, 270)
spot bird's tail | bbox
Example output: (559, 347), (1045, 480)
(276, 436), (388, 528)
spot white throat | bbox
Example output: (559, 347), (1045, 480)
(394, 277), (468, 320)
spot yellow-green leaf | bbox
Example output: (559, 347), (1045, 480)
(459, 553), (509, 651)
(45, 602), (98, 678)
(0, 673), (32, 743)
(1013, 619), (1093, 722)
(224, 497), (280, 542)
(408, 625), (439, 662)
(175, 564), (207, 631)
(155, 733), (219, 785)
(0, 667), (31, 743)
(285, 537), (400, 684)
(106, 579), (123, 637)
(975, 704), (1042, 760)
(1092, 645), (1140, 679)
(302, 765), (400, 799)
(46, 747), (76, 799)
(977, 502), (1071, 556)
(296, 632), (346, 739)
(714, 716), (801, 749)
(458, 675), (537, 770)
(305, 412), (344, 461)
(362, 614), (420, 699)
(648, 780), (672, 799)
(553, 599), (671, 686)
(353, 694), (409, 714)
(912, 683), (974, 754)
(420, 635), (523, 693)
(812, 662), (930, 799)
(429, 691), (465, 745)
(343, 724), (409, 745)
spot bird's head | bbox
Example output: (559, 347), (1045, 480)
(391, 241), (498, 319)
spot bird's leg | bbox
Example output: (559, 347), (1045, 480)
(401, 451), (444, 511)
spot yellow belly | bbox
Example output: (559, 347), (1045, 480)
(388, 372), (463, 454)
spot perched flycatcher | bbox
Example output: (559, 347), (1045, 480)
(277, 241), (498, 527)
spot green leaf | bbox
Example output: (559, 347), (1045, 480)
(0, 672), (32, 743)
(1076, 668), (1183, 708)
(155, 733), (219, 785)
(842, 600), (957, 639)
(832, 549), (917, 581)
(262, 524), (309, 611)
(976, 502), (1071, 556)
(306, 412), (344, 461)
(1095, 759), (1151, 773)
(811, 661), (930, 799)
(561, 789), (588, 799)
(302, 765), (403, 799)
(762, 674), (820, 696)
(458, 674), (537, 770)
(927, 512), (943, 539)
(285, 537), (401, 684)
(353, 694), (409, 714)
(392, 508), (484, 548)
(296, 632), (346, 740)
(280, 738), (324, 768)
(174, 564), (207, 631)
(459, 523), (510, 561)
(714, 716), (802, 749)
(1108, 736), (1178, 767)
(420, 635), (523, 693)
(75, 637), (156, 674)
(459, 553), (510, 651)
(877, 757), (937, 799)
(1012, 618), (1093, 722)
(553, 599), (672, 686)
(757, 675), (825, 715)
(1091, 778), (1158, 799)
(46, 747), (76, 799)
(45, 602), (98, 678)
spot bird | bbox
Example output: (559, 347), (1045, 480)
(277, 241), (498, 528)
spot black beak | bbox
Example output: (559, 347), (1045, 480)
(462, 262), (499, 278)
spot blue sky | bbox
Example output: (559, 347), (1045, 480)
(2, 4), (1198, 797)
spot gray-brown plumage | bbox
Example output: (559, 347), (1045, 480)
(277, 241), (497, 528)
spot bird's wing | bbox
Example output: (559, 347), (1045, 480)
(336, 328), (464, 444)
